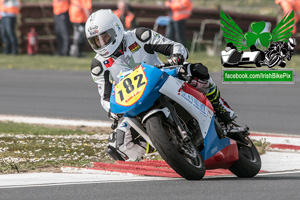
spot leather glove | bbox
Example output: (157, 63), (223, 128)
(167, 53), (185, 66)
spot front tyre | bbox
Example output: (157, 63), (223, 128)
(145, 113), (205, 180)
(229, 138), (261, 178)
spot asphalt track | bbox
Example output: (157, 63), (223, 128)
(1, 171), (300, 200)
(0, 69), (298, 135)
(1, 69), (300, 199)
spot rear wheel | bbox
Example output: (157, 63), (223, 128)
(145, 113), (205, 180)
(229, 138), (261, 178)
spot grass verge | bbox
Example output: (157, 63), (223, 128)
(0, 121), (112, 174)
(1, 51), (299, 72)
(0, 121), (269, 174)
(0, 121), (162, 174)
(253, 138), (270, 155)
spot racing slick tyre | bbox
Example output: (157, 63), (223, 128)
(229, 138), (261, 178)
(145, 113), (206, 180)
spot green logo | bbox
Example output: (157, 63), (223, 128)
(220, 10), (295, 51)
(222, 69), (295, 84)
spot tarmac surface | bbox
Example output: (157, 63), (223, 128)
(0, 116), (300, 185)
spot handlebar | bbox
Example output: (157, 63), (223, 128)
(154, 63), (183, 69)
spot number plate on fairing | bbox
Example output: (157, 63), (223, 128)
(114, 65), (148, 106)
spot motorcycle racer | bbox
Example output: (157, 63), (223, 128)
(263, 38), (296, 68)
(86, 9), (236, 161)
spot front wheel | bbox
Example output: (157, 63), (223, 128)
(145, 113), (205, 180)
(229, 138), (261, 178)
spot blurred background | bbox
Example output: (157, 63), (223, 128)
(0, 0), (298, 73)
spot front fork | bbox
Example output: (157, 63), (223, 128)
(159, 96), (191, 142)
(123, 95), (193, 150)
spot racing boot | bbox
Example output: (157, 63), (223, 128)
(205, 84), (237, 124)
(107, 121), (147, 162)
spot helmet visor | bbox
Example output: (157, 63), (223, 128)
(88, 28), (116, 50)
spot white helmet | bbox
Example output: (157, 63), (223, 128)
(288, 38), (296, 50)
(85, 9), (124, 58)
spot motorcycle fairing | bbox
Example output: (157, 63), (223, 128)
(160, 76), (238, 167)
(110, 63), (177, 117)
(114, 65), (148, 107)
(201, 117), (238, 168)
(159, 76), (214, 139)
(204, 138), (239, 169)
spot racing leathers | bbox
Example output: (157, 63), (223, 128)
(90, 27), (235, 161)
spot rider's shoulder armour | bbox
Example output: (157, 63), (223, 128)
(135, 27), (152, 42)
(91, 57), (104, 76)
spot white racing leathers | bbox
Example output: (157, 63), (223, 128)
(90, 27), (188, 161)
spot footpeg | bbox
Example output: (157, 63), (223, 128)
(226, 125), (250, 145)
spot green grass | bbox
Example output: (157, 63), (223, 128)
(253, 138), (270, 155)
(1, 51), (299, 72)
(0, 121), (162, 174)
(0, 53), (94, 71)
(0, 121), (270, 174)
(0, 121), (111, 173)
(0, 121), (93, 136)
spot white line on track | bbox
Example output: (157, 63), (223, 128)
(1, 171), (300, 189)
(0, 114), (299, 137)
(0, 172), (174, 189)
(0, 114), (111, 127)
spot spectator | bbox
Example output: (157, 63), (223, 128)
(275, 0), (300, 34)
(113, 0), (137, 30)
(53, 0), (70, 56)
(69, 0), (92, 57)
(165, 0), (193, 47)
(0, 0), (20, 55)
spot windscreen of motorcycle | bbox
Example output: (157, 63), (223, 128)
(109, 55), (134, 85)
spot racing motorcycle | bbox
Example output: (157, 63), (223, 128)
(109, 55), (261, 180)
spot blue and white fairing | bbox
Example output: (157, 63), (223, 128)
(110, 61), (177, 117)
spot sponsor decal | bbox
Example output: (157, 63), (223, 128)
(116, 23), (121, 31)
(103, 58), (114, 68)
(180, 91), (207, 117)
(128, 42), (141, 53)
(117, 70), (132, 81)
(120, 122), (127, 127)
(88, 25), (99, 35)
